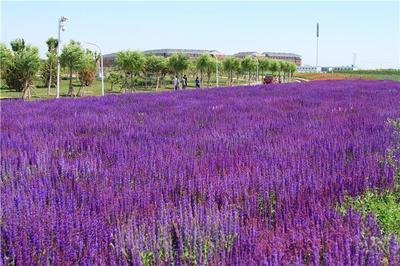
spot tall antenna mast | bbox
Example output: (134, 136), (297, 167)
(352, 53), (356, 67)
(316, 22), (319, 67)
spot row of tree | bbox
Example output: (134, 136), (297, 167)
(0, 38), (297, 99)
(1, 38), (97, 99)
(112, 51), (297, 91)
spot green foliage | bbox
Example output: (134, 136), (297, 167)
(258, 58), (270, 75)
(140, 251), (155, 266)
(222, 56), (236, 85)
(45, 37), (58, 53)
(115, 50), (146, 92)
(339, 190), (400, 237)
(3, 39), (41, 99)
(107, 72), (123, 90)
(241, 56), (257, 83)
(40, 59), (56, 87)
(60, 41), (86, 71)
(10, 39), (25, 52)
(168, 53), (190, 76)
(60, 41), (87, 95)
(145, 54), (167, 74)
(339, 118), (400, 238)
(195, 53), (211, 82)
(0, 43), (12, 79)
(269, 60), (279, 75)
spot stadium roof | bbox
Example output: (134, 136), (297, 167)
(144, 49), (223, 55)
(233, 51), (263, 57)
(263, 52), (301, 58)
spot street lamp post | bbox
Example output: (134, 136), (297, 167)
(56, 16), (68, 99)
(86, 42), (104, 96)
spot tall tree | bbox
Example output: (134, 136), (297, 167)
(223, 56), (236, 86)
(289, 63), (297, 81)
(168, 53), (190, 79)
(241, 56), (257, 85)
(195, 53), (211, 84)
(232, 57), (242, 84)
(45, 37), (58, 95)
(10, 39), (25, 53)
(0, 43), (12, 80)
(258, 58), (270, 79)
(60, 41), (85, 96)
(145, 55), (167, 90)
(76, 52), (96, 96)
(206, 57), (217, 87)
(115, 50), (145, 92)
(269, 60), (279, 77)
(3, 40), (41, 99)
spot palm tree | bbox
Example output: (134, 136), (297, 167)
(45, 37), (58, 96)
(115, 50), (146, 92)
(195, 53), (211, 84)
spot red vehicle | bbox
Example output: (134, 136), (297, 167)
(263, 75), (277, 84)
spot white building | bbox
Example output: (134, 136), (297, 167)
(296, 65), (322, 73)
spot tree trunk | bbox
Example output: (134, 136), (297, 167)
(156, 74), (161, 91)
(68, 67), (74, 96)
(47, 61), (53, 96)
(130, 73), (134, 92)
(22, 80), (29, 100)
(230, 70), (233, 86)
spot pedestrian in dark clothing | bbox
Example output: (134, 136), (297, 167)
(195, 77), (200, 88)
(182, 75), (188, 89)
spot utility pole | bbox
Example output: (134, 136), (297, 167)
(56, 16), (68, 99)
(216, 58), (219, 87)
(316, 22), (319, 68)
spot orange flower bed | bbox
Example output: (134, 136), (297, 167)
(296, 73), (374, 81)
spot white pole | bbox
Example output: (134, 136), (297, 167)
(56, 19), (61, 99)
(316, 22), (319, 68)
(56, 16), (67, 99)
(101, 53), (104, 96)
(316, 37), (319, 67)
(86, 42), (104, 96)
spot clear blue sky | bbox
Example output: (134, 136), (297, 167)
(1, 1), (399, 69)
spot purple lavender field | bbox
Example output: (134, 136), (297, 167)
(1, 80), (400, 265)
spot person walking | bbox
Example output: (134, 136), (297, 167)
(182, 75), (188, 89)
(195, 76), (200, 89)
(173, 75), (179, 90)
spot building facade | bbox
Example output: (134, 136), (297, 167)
(233, 51), (264, 58)
(263, 52), (302, 66)
(144, 49), (224, 59)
